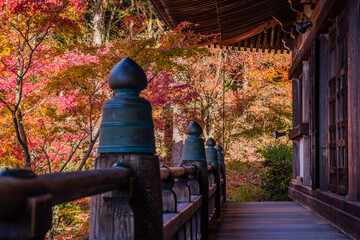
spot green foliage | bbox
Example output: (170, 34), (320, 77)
(258, 143), (292, 201)
(227, 184), (265, 202)
(48, 199), (90, 239)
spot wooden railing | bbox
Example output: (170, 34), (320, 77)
(0, 57), (226, 240)
(0, 132), (226, 240)
(0, 167), (132, 239)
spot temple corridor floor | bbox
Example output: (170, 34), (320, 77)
(210, 201), (350, 240)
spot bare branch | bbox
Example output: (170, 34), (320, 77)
(0, 61), (20, 77)
(147, 72), (158, 84)
(23, 94), (50, 115)
(59, 133), (88, 173)
(0, 96), (13, 112)
(77, 130), (100, 171)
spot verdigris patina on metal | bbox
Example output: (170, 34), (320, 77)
(183, 121), (206, 161)
(205, 138), (218, 163)
(217, 145), (225, 165)
(98, 57), (155, 153)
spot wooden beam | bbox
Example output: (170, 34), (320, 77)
(289, 123), (309, 140)
(256, 34), (261, 52)
(218, 19), (278, 46)
(262, 29), (268, 52)
(289, 0), (303, 12)
(215, 0), (223, 41)
(288, 0), (346, 78)
(275, 26), (281, 53)
(250, 36), (254, 52)
(270, 26), (275, 49)
(237, 41), (241, 51)
(149, 0), (175, 28)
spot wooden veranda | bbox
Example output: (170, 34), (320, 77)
(2, 0), (360, 239)
(0, 56), (353, 240)
(150, 0), (360, 239)
(210, 202), (349, 240)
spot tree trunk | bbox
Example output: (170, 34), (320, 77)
(16, 110), (31, 167)
(93, 0), (104, 45)
(105, 6), (116, 42)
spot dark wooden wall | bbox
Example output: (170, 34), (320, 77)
(318, 34), (329, 191)
(302, 61), (311, 186)
(347, 0), (360, 201)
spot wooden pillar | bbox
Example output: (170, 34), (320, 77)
(182, 121), (209, 240)
(347, 0), (360, 201)
(318, 34), (329, 191)
(302, 61), (311, 186)
(217, 145), (226, 203)
(90, 57), (163, 239)
(292, 78), (301, 179)
(205, 138), (221, 218)
(310, 36), (320, 190)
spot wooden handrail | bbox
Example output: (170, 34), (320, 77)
(160, 167), (170, 180)
(160, 166), (197, 180)
(169, 167), (186, 178)
(163, 195), (202, 239)
(0, 167), (131, 220)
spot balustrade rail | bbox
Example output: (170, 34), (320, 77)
(0, 57), (226, 240)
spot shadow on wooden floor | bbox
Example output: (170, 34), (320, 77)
(210, 201), (351, 240)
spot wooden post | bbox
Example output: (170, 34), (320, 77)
(0, 169), (52, 240)
(181, 121), (209, 240)
(310, 36), (320, 190)
(347, 0), (360, 201)
(318, 34), (329, 191)
(187, 165), (200, 195)
(205, 138), (221, 218)
(160, 165), (177, 213)
(90, 57), (163, 240)
(292, 78), (301, 179)
(302, 61), (311, 186)
(172, 166), (191, 203)
(217, 145), (226, 203)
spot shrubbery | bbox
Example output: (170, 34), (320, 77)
(258, 143), (292, 201)
(226, 143), (292, 202)
(226, 160), (265, 201)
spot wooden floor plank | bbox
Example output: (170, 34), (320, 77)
(210, 202), (350, 240)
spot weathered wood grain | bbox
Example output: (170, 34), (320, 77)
(161, 166), (177, 213)
(187, 168), (200, 195)
(0, 194), (52, 239)
(210, 202), (350, 240)
(289, 182), (360, 239)
(318, 33), (329, 191)
(310, 36), (320, 190)
(302, 61), (311, 187)
(0, 168), (131, 220)
(173, 173), (191, 203)
(183, 160), (209, 239)
(347, 0), (360, 201)
(288, 123), (309, 140)
(210, 162), (221, 218)
(220, 164), (226, 203)
(163, 195), (202, 240)
(90, 153), (163, 240)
